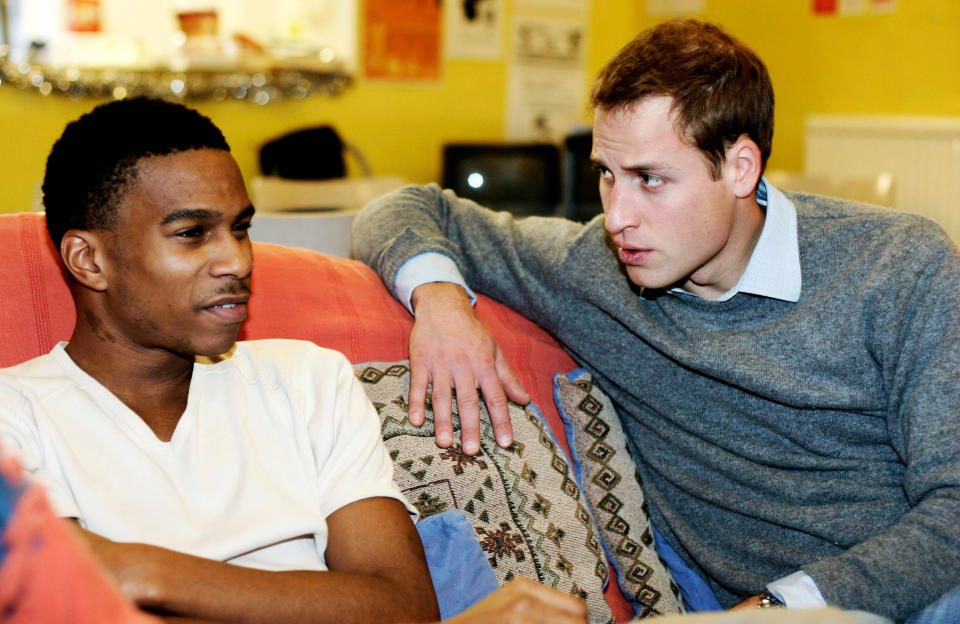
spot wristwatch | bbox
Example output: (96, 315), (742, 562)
(756, 590), (786, 608)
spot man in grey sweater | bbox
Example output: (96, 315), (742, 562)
(353, 19), (959, 624)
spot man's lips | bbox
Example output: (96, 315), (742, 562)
(203, 297), (249, 323)
(617, 246), (652, 265)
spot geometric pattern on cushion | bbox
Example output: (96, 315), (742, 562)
(355, 361), (616, 624)
(554, 369), (684, 618)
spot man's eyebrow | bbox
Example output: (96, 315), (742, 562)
(235, 205), (256, 222)
(623, 162), (673, 174)
(588, 157), (672, 174)
(161, 208), (220, 225)
(161, 205), (256, 226)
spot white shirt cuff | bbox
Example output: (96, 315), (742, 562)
(767, 571), (828, 609)
(394, 252), (477, 315)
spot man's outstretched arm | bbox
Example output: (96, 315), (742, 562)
(73, 497), (439, 624)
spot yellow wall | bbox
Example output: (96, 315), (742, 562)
(0, 1), (639, 214)
(2, 0), (958, 214)
(645, 0), (960, 172)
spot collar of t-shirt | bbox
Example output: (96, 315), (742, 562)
(661, 177), (802, 303)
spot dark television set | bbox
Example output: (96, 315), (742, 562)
(563, 130), (604, 223)
(442, 143), (561, 216)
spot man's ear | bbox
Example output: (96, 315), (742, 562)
(727, 135), (763, 199)
(60, 230), (110, 292)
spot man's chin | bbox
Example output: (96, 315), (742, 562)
(624, 266), (672, 290)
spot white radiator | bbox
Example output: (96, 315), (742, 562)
(805, 115), (960, 243)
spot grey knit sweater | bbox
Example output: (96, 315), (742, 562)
(352, 183), (960, 620)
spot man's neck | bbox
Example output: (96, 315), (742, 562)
(65, 328), (195, 442)
(683, 197), (766, 300)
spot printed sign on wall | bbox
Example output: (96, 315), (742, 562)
(364, 0), (441, 80)
(446, 0), (504, 59)
(505, 16), (587, 142)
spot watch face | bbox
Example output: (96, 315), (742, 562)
(757, 591), (785, 608)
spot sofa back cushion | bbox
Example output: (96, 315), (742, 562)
(0, 214), (75, 368)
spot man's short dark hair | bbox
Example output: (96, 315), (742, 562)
(42, 97), (230, 248)
(591, 19), (774, 180)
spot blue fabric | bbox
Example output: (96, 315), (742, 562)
(0, 467), (24, 564)
(904, 584), (960, 624)
(416, 508), (499, 619)
(649, 524), (723, 612)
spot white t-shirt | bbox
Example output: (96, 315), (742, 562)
(0, 339), (409, 572)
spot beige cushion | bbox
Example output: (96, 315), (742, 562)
(554, 369), (684, 617)
(355, 361), (616, 624)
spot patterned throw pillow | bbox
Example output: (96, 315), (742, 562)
(354, 361), (616, 624)
(554, 369), (684, 618)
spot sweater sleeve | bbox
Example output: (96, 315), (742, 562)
(352, 183), (587, 325)
(802, 222), (960, 620)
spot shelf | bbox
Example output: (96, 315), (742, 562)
(0, 45), (352, 104)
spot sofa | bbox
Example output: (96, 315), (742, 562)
(0, 212), (887, 624)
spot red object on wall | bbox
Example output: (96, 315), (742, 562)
(67, 0), (102, 32)
(813, 0), (838, 14)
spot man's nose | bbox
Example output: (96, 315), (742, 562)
(211, 234), (253, 280)
(603, 183), (638, 235)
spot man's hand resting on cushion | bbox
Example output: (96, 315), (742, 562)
(446, 578), (588, 624)
(410, 282), (530, 456)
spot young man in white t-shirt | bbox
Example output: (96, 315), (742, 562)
(0, 98), (588, 624)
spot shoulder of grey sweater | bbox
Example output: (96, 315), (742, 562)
(791, 192), (957, 273)
(791, 192), (953, 246)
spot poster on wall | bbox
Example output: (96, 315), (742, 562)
(839, 0), (868, 14)
(505, 16), (587, 142)
(445, 0), (503, 59)
(812, 0), (837, 14)
(813, 0), (891, 15)
(364, 0), (441, 80)
(871, 0), (897, 13)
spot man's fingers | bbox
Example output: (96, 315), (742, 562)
(445, 578), (588, 624)
(406, 283), (527, 454)
(431, 372), (455, 447)
(408, 365), (430, 427)
(453, 371), (483, 455)
(507, 578), (588, 616)
(477, 369), (514, 449)
(496, 352), (530, 406)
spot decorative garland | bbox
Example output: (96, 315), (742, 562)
(0, 45), (351, 104)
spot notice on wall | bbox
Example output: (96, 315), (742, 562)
(870, 0), (897, 13)
(814, 0), (894, 15)
(363, 0), (441, 80)
(445, 0), (503, 60)
(839, 0), (868, 14)
(505, 16), (587, 142)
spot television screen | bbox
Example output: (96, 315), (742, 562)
(442, 143), (561, 216)
(564, 131), (604, 223)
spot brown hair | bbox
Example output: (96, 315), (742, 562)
(591, 19), (774, 180)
